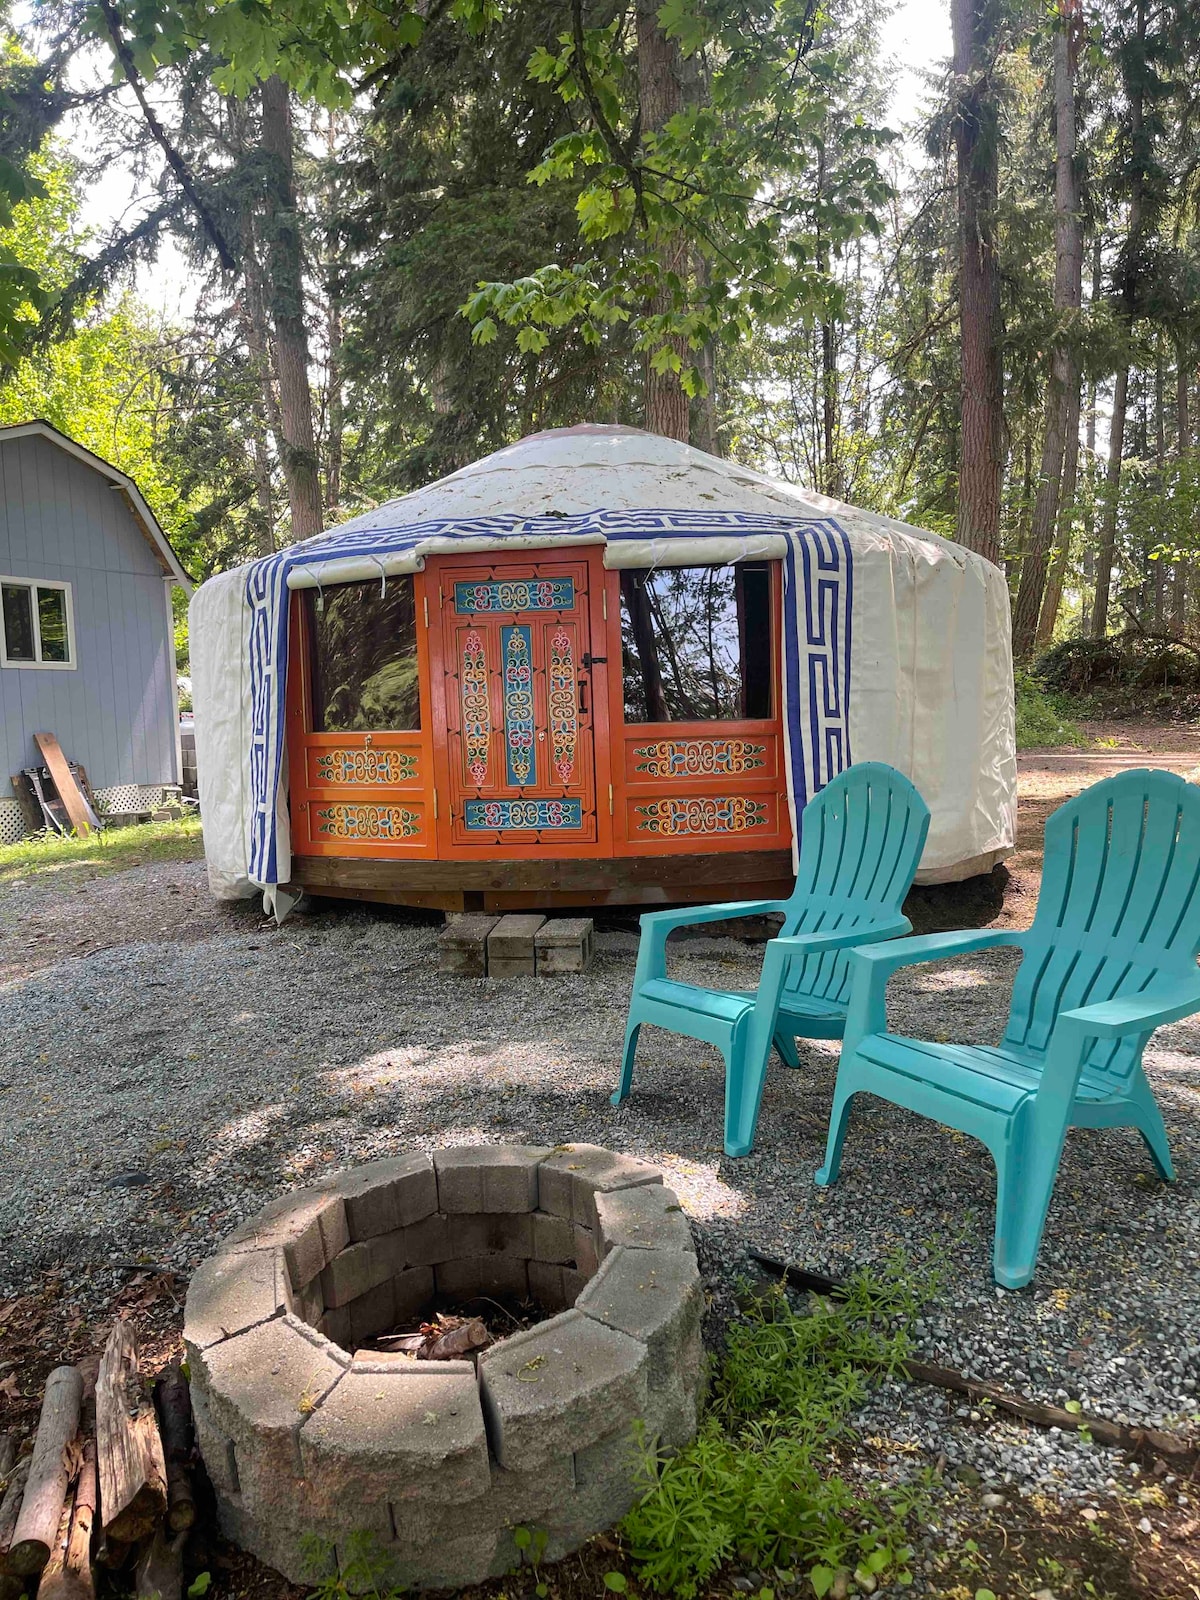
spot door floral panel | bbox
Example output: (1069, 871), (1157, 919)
(441, 562), (597, 847)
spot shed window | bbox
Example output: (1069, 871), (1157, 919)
(620, 563), (772, 723)
(0, 578), (74, 668)
(306, 576), (421, 732)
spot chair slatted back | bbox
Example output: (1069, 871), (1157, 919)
(780, 763), (930, 1004)
(1004, 769), (1200, 1086)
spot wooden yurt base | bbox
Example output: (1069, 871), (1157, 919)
(285, 849), (795, 913)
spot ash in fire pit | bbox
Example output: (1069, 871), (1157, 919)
(184, 1145), (703, 1591)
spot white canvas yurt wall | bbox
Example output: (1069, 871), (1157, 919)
(191, 425), (1016, 901)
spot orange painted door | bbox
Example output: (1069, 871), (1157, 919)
(434, 558), (600, 849)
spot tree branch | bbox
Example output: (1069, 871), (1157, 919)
(571, 0), (645, 224)
(94, 0), (238, 272)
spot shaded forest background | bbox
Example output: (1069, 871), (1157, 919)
(0, 0), (1198, 718)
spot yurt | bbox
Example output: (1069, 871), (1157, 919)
(190, 425), (1016, 915)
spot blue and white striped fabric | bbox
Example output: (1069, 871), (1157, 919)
(243, 508), (852, 885)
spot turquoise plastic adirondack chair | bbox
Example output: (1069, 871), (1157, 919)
(613, 762), (931, 1157)
(817, 768), (1200, 1289)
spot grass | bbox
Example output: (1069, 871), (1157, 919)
(0, 814), (204, 885)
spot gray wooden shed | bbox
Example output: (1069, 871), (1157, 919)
(0, 420), (192, 842)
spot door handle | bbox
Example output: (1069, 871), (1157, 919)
(578, 677), (589, 715)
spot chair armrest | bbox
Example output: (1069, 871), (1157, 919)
(1058, 979), (1200, 1039)
(634, 900), (790, 983)
(753, 919), (912, 1025)
(847, 927), (1025, 977)
(841, 928), (1025, 1049)
(768, 917), (912, 962)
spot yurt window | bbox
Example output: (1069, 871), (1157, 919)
(620, 562), (773, 723)
(305, 577), (421, 733)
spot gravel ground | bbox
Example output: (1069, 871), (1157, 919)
(0, 858), (1197, 1592)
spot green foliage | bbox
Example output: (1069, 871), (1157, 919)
(0, 816), (202, 885)
(620, 1257), (935, 1598)
(461, 3), (893, 404)
(301, 1530), (404, 1599)
(1014, 669), (1084, 749)
(1036, 635), (1200, 697)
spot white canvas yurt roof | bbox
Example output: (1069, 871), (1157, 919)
(190, 424), (1016, 902)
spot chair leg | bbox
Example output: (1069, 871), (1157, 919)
(773, 1030), (801, 1070)
(992, 1138), (1061, 1290)
(611, 1021), (642, 1107)
(723, 1029), (770, 1159)
(814, 1077), (857, 1187)
(1131, 1081), (1175, 1182)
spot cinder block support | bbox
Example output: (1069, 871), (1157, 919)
(438, 914), (500, 976)
(486, 914), (546, 977)
(535, 918), (595, 974)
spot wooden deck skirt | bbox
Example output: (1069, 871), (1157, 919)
(286, 848), (796, 913)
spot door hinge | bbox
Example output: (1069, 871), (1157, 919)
(602, 589), (607, 620)
(582, 653), (607, 669)
(423, 594), (429, 628)
(608, 784), (613, 815)
(433, 791), (438, 820)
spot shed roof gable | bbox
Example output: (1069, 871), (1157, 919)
(0, 420), (192, 589)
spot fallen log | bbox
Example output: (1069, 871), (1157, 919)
(0, 1438), (17, 1482)
(902, 1358), (1200, 1469)
(6, 1368), (83, 1575)
(38, 1436), (96, 1600)
(153, 1366), (195, 1533)
(134, 1528), (184, 1600)
(96, 1322), (167, 1544)
(749, 1249), (1200, 1470)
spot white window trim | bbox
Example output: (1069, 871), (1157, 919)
(0, 575), (77, 670)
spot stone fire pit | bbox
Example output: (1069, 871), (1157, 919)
(184, 1144), (703, 1589)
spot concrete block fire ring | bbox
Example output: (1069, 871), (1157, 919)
(184, 1144), (703, 1591)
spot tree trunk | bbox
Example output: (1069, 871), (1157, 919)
(324, 109), (344, 515)
(1035, 374), (1082, 650)
(636, 0), (689, 444)
(1092, 364), (1130, 638)
(1171, 341), (1190, 634)
(260, 74), (324, 539)
(1091, 0), (1146, 637)
(952, 0), (1004, 566)
(1011, 13), (1082, 658)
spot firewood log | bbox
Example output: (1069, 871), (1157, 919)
(6, 1368), (83, 1575)
(0, 1456), (31, 1599)
(38, 1437), (96, 1600)
(134, 1528), (184, 1600)
(152, 1367), (195, 1534)
(95, 1323), (167, 1545)
(0, 1457), (29, 1558)
(0, 1437), (17, 1483)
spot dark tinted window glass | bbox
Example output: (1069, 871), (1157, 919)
(307, 577), (421, 732)
(37, 587), (69, 662)
(2, 583), (34, 661)
(620, 563), (773, 723)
